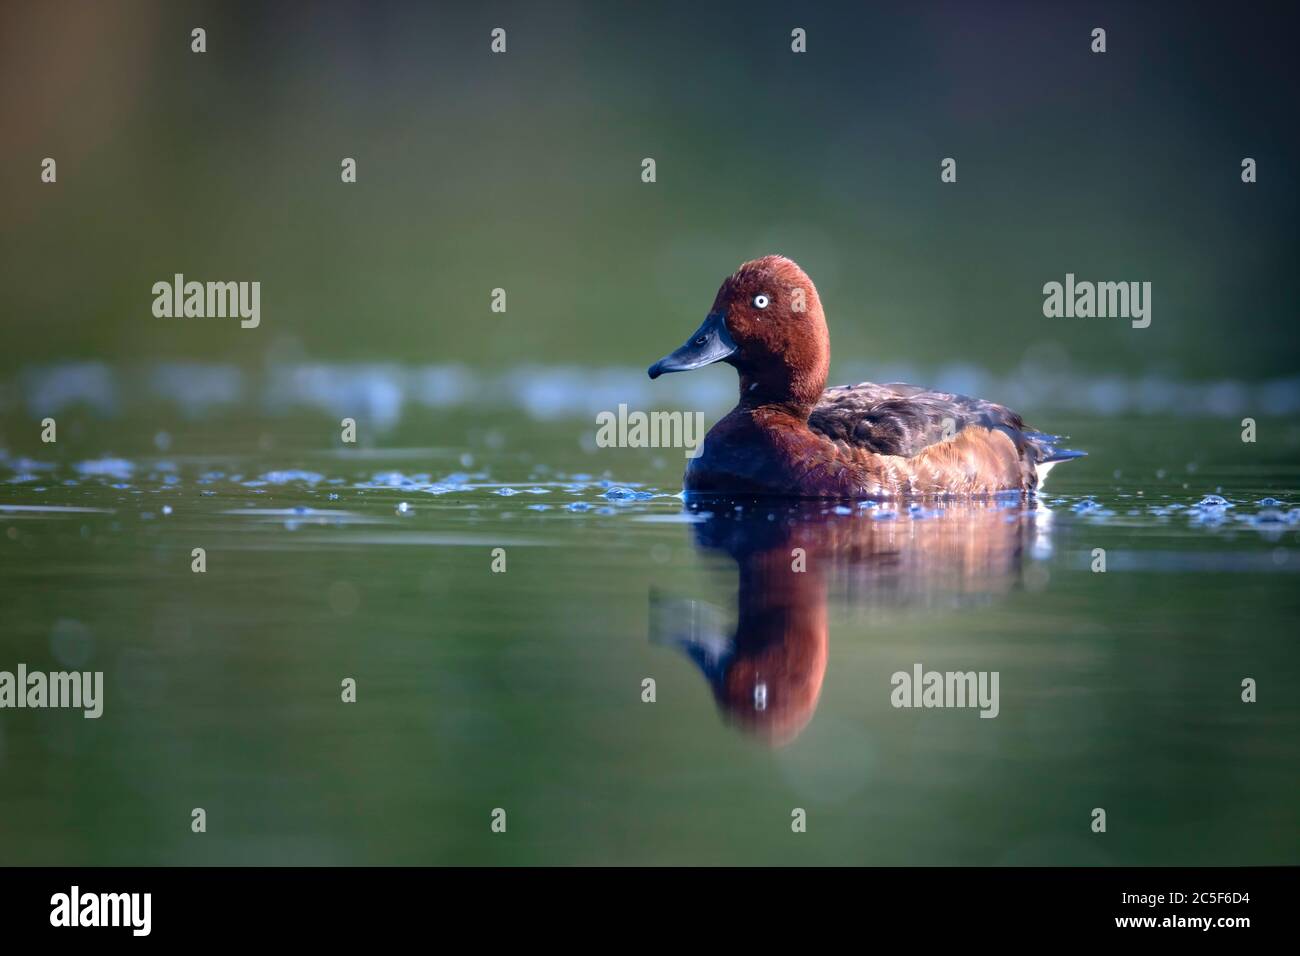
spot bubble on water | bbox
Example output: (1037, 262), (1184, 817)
(567, 502), (593, 512)
(1258, 497), (1283, 507)
(50, 619), (94, 668)
(327, 492), (340, 500)
(1249, 509), (1286, 525)
(261, 470), (325, 485)
(606, 486), (654, 502)
(526, 504), (551, 511)
(75, 457), (134, 480)
(396, 501), (411, 515)
(1196, 494), (1231, 508)
(1071, 498), (1103, 514)
(494, 488), (519, 497)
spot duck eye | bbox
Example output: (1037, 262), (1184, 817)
(753, 294), (770, 309)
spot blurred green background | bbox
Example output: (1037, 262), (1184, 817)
(1, 0), (1296, 381)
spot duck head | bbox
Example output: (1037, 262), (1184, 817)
(648, 255), (830, 413)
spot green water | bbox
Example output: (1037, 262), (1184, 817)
(1, 414), (1297, 865)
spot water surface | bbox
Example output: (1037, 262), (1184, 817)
(1, 414), (1297, 865)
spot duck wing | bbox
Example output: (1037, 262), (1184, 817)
(808, 382), (1080, 464)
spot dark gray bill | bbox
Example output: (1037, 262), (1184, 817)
(647, 312), (738, 379)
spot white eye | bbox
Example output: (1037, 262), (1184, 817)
(753, 294), (770, 309)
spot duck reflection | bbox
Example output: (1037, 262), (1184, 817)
(650, 499), (1049, 745)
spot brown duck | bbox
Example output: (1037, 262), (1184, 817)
(648, 255), (1084, 497)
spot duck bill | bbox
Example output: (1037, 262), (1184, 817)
(647, 312), (738, 379)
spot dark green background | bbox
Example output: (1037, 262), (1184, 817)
(2, 0), (1295, 380)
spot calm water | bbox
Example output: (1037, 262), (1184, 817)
(1, 413), (1297, 865)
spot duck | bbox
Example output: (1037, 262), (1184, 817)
(647, 255), (1084, 498)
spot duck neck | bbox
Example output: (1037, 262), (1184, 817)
(736, 362), (827, 422)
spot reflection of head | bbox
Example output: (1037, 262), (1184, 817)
(655, 499), (1042, 746)
(713, 587), (828, 746)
